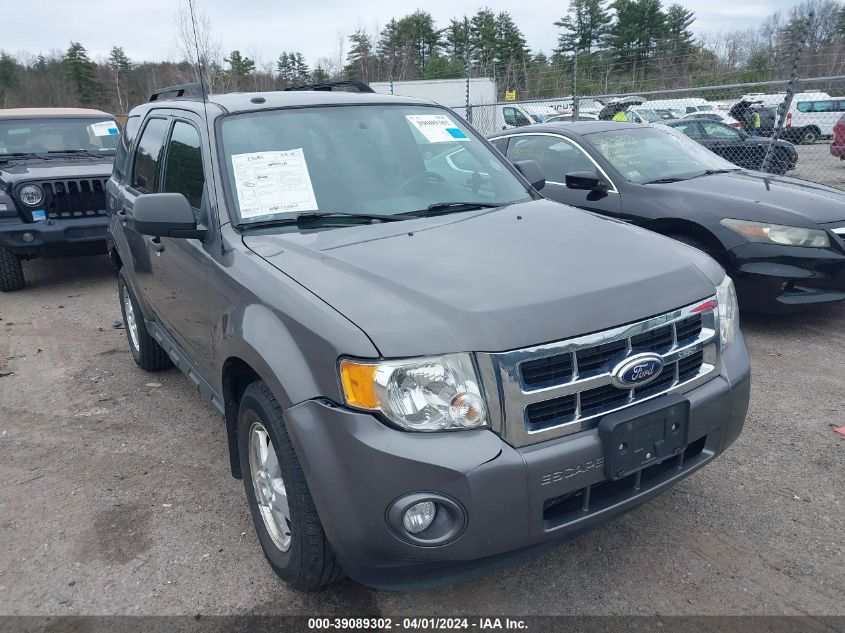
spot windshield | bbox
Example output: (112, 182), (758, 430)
(0, 118), (120, 155)
(220, 105), (531, 224)
(586, 125), (736, 184)
(633, 109), (663, 123)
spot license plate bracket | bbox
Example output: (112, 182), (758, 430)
(598, 395), (690, 481)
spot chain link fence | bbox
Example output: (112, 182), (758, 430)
(454, 76), (845, 190)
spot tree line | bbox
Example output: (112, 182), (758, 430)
(1, 0), (845, 114)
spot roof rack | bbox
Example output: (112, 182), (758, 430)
(148, 83), (207, 102)
(283, 80), (374, 93)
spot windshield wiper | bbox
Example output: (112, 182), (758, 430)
(401, 201), (505, 218)
(239, 211), (405, 230)
(642, 176), (691, 184)
(47, 149), (108, 158)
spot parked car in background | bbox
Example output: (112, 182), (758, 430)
(663, 119), (798, 175)
(653, 108), (684, 120)
(785, 94), (845, 143)
(107, 82), (751, 591)
(681, 111), (742, 128)
(489, 121), (845, 313)
(0, 108), (120, 291)
(646, 98), (717, 115)
(830, 112), (845, 158)
(544, 112), (599, 123)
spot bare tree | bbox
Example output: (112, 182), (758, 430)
(174, 0), (222, 91)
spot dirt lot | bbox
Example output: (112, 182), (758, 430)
(1, 255), (843, 616)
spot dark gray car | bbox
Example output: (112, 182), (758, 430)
(106, 82), (750, 591)
(0, 108), (120, 291)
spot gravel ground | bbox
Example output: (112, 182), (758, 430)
(0, 255), (843, 616)
(791, 142), (845, 188)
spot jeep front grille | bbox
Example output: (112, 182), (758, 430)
(476, 299), (721, 447)
(15, 179), (108, 220)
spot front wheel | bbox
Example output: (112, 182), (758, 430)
(117, 270), (172, 371)
(238, 380), (344, 591)
(0, 246), (25, 292)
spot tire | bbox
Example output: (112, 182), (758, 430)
(0, 246), (25, 292)
(238, 380), (344, 591)
(801, 128), (819, 145)
(117, 270), (172, 371)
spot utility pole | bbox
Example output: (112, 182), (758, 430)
(761, 10), (814, 173)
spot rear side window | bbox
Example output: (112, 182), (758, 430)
(796, 102), (812, 113)
(162, 121), (205, 209)
(131, 118), (169, 193)
(114, 115), (140, 183)
(812, 100), (834, 112)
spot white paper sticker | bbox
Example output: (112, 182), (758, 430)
(231, 149), (319, 219)
(406, 114), (469, 143)
(90, 121), (120, 137)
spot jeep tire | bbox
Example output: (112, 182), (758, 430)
(117, 270), (172, 371)
(0, 246), (25, 292)
(238, 380), (344, 591)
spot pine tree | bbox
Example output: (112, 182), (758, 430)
(225, 50), (255, 78)
(395, 11), (441, 77)
(377, 19), (402, 79)
(293, 53), (309, 82)
(606, 0), (666, 73)
(444, 17), (472, 65)
(345, 30), (375, 81)
(108, 46), (132, 113)
(0, 52), (21, 106)
(470, 9), (498, 74)
(554, 0), (612, 54)
(311, 64), (330, 82)
(494, 12), (528, 64)
(62, 42), (100, 105)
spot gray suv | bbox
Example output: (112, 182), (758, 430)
(106, 82), (751, 591)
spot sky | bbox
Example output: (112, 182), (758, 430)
(2, 0), (801, 67)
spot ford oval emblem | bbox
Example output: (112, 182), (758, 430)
(611, 354), (664, 388)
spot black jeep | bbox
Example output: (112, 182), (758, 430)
(0, 108), (120, 291)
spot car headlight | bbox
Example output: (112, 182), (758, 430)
(339, 353), (489, 431)
(19, 184), (43, 207)
(716, 275), (739, 348)
(720, 218), (829, 248)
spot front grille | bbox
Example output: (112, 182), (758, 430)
(478, 300), (720, 447)
(17, 179), (108, 220)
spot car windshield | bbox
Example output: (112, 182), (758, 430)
(0, 118), (120, 155)
(220, 104), (531, 224)
(633, 109), (663, 123)
(586, 125), (736, 184)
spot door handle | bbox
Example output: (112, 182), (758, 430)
(116, 208), (128, 224)
(148, 236), (165, 254)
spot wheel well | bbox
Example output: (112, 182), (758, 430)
(646, 219), (726, 263)
(222, 357), (262, 479)
(108, 247), (123, 273)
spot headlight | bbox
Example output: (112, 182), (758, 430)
(339, 353), (488, 431)
(19, 184), (43, 207)
(720, 218), (829, 248)
(716, 275), (739, 348)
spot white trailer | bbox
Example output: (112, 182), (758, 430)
(369, 77), (535, 135)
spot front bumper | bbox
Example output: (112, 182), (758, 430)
(284, 334), (751, 590)
(0, 215), (108, 257)
(725, 239), (845, 312)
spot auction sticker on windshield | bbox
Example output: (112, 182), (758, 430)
(231, 149), (319, 219)
(406, 114), (469, 143)
(89, 121), (120, 136)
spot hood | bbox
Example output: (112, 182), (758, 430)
(243, 200), (720, 357)
(0, 156), (114, 185)
(649, 170), (845, 225)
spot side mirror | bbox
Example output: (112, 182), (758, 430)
(513, 160), (546, 190)
(566, 171), (606, 192)
(133, 193), (206, 239)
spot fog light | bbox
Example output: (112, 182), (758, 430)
(22, 232), (34, 243)
(402, 501), (437, 534)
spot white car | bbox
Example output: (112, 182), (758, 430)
(682, 111), (742, 128)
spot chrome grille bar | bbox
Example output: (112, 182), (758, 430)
(476, 298), (721, 448)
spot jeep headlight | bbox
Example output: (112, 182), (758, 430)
(716, 275), (739, 348)
(19, 184), (43, 207)
(339, 354), (488, 431)
(720, 218), (829, 248)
